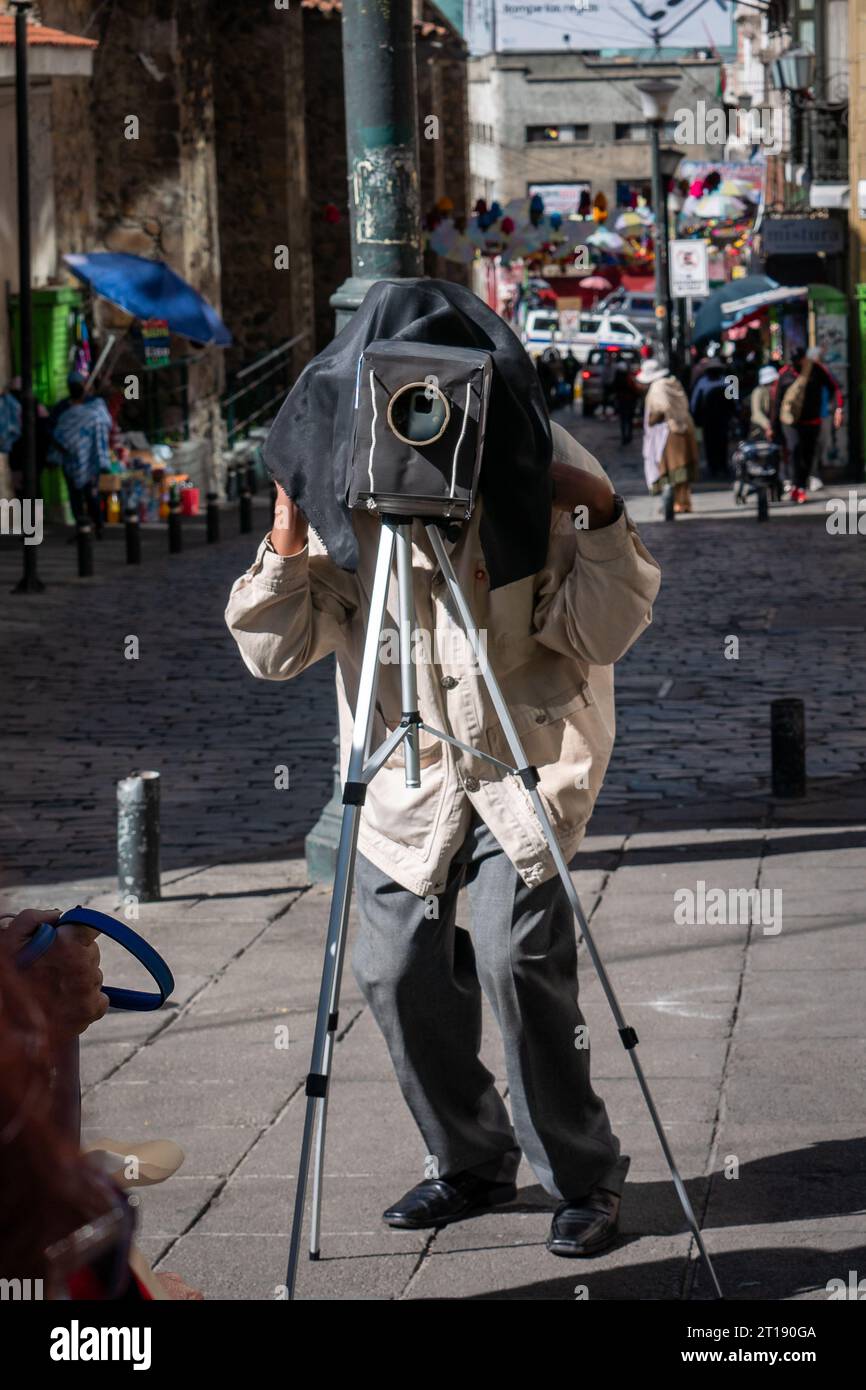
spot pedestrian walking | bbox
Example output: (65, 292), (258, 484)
(689, 361), (736, 479)
(749, 365), (778, 442)
(48, 377), (111, 535)
(772, 346), (843, 504)
(612, 358), (640, 445)
(600, 352), (617, 417)
(637, 357), (699, 513)
(562, 349), (580, 413)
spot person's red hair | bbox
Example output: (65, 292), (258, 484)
(0, 951), (112, 1284)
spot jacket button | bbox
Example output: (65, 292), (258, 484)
(534, 712), (547, 724)
(440, 675), (458, 689)
(475, 568), (486, 581)
(463, 776), (480, 793)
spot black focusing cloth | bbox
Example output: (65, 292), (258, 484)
(263, 278), (553, 590)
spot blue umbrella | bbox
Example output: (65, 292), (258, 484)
(691, 274), (778, 346)
(64, 252), (232, 346)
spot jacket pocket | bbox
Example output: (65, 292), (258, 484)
(482, 677), (593, 770)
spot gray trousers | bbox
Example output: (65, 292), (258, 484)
(351, 813), (629, 1201)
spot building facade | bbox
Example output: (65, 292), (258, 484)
(3, 0), (470, 489)
(468, 48), (727, 215)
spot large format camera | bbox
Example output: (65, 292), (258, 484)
(348, 340), (493, 520)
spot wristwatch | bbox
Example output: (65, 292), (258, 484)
(573, 493), (625, 531)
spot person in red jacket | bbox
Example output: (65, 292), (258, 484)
(771, 346), (843, 503)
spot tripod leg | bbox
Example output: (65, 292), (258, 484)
(309, 1034), (333, 1260)
(394, 523), (421, 788)
(285, 523), (396, 1299)
(426, 523), (723, 1300)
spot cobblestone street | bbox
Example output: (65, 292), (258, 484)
(2, 414), (865, 1301)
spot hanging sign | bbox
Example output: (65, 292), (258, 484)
(669, 239), (709, 299)
(133, 318), (171, 367)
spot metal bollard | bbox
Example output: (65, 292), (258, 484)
(771, 698), (806, 798)
(168, 484), (183, 554)
(239, 484), (253, 533)
(206, 491), (220, 544)
(117, 771), (161, 901)
(246, 459), (258, 496)
(76, 522), (94, 577)
(225, 462), (237, 502)
(124, 505), (141, 564)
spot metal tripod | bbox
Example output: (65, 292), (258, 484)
(285, 515), (723, 1300)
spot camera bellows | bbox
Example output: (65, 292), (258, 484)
(348, 340), (493, 521)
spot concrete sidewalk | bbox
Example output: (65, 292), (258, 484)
(2, 416), (864, 1300)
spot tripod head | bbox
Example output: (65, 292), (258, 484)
(378, 512), (463, 544)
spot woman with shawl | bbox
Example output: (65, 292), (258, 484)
(636, 358), (699, 514)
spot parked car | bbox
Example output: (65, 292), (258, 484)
(523, 309), (645, 362)
(579, 346), (642, 416)
(522, 307), (563, 354)
(598, 289), (657, 335)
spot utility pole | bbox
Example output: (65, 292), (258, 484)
(329, 0), (423, 332)
(637, 76), (678, 370)
(307, 0), (424, 881)
(12, 0), (43, 594)
(649, 119), (675, 368)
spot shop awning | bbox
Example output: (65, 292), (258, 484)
(721, 285), (809, 321)
(64, 252), (232, 347)
(692, 274), (778, 343)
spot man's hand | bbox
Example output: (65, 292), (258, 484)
(270, 482), (309, 557)
(833, 406), (843, 431)
(551, 460), (617, 529)
(0, 908), (109, 1038)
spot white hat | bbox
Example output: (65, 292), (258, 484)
(758, 365), (779, 385)
(636, 358), (669, 385)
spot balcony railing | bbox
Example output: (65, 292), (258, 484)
(808, 103), (849, 183)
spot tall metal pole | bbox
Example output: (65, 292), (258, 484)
(307, 0), (424, 881)
(649, 120), (673, 370)
(12, 0), (43, 594)
(329, 0), (423, 332)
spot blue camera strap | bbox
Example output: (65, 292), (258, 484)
(15, 906), (174, 1012)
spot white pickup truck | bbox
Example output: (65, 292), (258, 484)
(522, 307), (645, 363)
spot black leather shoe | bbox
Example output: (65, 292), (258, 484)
(383, 1172), (518, 1230)
(546, 1187), (620, 1258)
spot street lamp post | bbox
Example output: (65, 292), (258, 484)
(637, 77), (679, 370)
(307, 0), (424, 882)
(769, 46), (816, 199)
(11, 0), (43, 594)
(329, 0), (423, 331)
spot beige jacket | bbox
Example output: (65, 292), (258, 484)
(225, 423), (661, 896)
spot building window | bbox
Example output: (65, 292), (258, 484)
(615, 121), (679, 142)
(790, 0), (816, 52)
(526, 124), (590, 143)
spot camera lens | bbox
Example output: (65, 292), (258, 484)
(387, 382), (451, 446)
